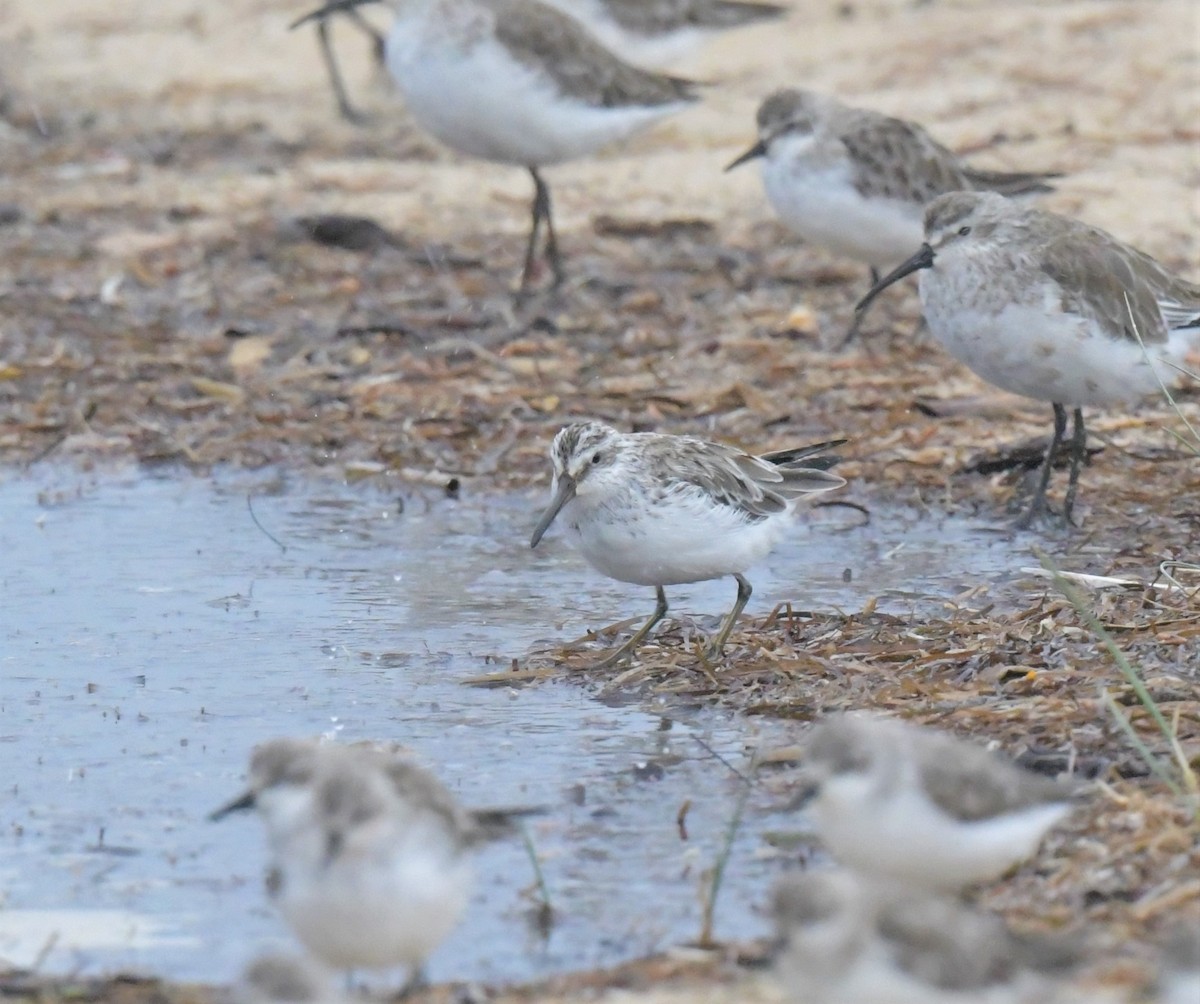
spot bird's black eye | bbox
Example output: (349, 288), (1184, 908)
(958, 225), (971, 237)
(591, 452), (602, 465)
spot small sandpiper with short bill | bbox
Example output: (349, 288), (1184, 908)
(211, 738), (535, 995)
(726, 88), (1059, 342)
(798, 713), (1077, 893)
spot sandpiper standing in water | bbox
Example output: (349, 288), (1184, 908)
(855, 191), (1200, 527)
(212, 739), (531, 994)
(292, 0), (698, 291)
(530, 421), (845, 666)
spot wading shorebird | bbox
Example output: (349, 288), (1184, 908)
(530, 421), (846, 666)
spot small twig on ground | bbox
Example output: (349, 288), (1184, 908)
(30, 931), (59, 973)
(520, 822), (555, 937)
(698, 751), (758, 948)
(1036, 547), (1199, 820)
(246, 493), (288, 553)
(691, 733), (756, 787)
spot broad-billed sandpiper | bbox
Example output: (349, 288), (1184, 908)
(530, 421), (846, 665)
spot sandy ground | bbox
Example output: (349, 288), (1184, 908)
(1, 0), (1199, 1001)
(2, 0), (1198, 248)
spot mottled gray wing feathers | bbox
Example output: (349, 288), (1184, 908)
(492, 0), (698, 108)
(361, 753), (477, 847)
(960, 165), (1060, 197)
(1037, 222), (1200, 344)
(658, 438), (844, 519)
(763, 439), (847, 491)
(601, 0), (786, 33)
(839, 110), (1059, 204)
(1158, 278), (1200, 331)
(917, 734), (1072, 822)
(357, 743), (537, 847)
(839, 112), (971, 203)
(877, 898), (1012, 990)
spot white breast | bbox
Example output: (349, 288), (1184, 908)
(920, 268), (1178, 407)
(563, 488), (795, 586)
(760, 134), (924, 268)
(276, 816), (472, 969)
(386, 8), (688, 167)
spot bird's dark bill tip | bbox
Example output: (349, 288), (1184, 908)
(854, 243), (936, 314)
(208, 790), (256, 822)
(724, 140), (767, 172)
(289, 0), (377, 31)
(530, 517), (554, 549)
(530, 479), (576, 549)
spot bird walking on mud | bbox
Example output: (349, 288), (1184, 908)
(292, 0), (698, 292)
(726, 88), (1059, 343)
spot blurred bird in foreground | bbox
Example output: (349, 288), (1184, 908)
(799, 713), (1077, 893)
(772, 869), (1088, 1004)
(212, 738), (536, 994)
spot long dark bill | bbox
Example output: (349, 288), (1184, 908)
(208, 789), (256, 822)
(290, 0), (380, 31)
(530, 477), (576, 549)
(853, 242), (936, 320)
(724, 139), (767, 172)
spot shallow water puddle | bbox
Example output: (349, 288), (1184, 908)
(0, 468), (1027, 983)
(0, 910), (197, 969)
